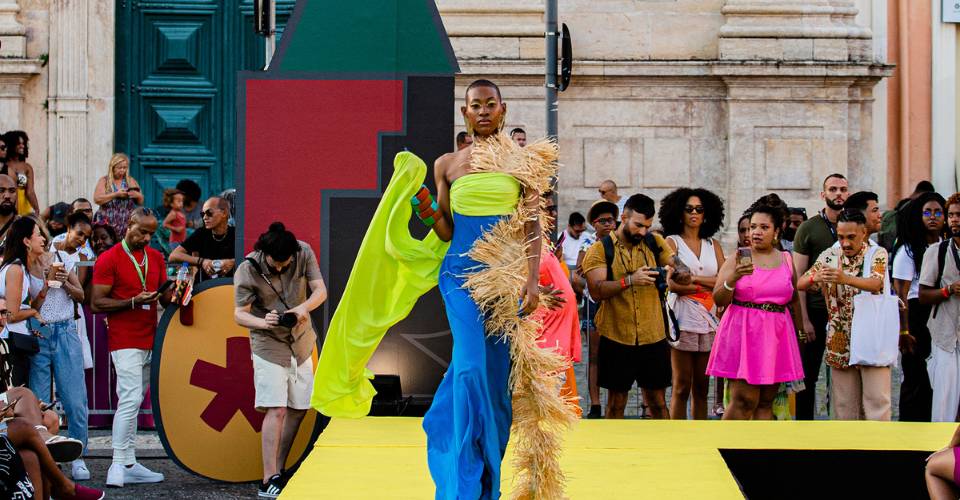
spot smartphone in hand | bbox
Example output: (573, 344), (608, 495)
(737, 247), (753, 266)
(823, 254), (839, 268)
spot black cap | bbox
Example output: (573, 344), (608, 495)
(49, 202), (71, 224)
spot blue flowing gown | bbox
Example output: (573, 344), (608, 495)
(422, 213), (512, 500)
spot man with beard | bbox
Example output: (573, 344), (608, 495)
(582, 194), (675, 419)
(0, 174), (18, 247)
(793, 173), (849, 420)
(91, 208), (173, 487)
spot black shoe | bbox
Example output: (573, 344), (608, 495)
(278, 463), (300, 489)
(258, 474), (283, 499)
(586, 405), (602, 419)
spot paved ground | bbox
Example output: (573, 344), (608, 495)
(78, 430), (251, 499)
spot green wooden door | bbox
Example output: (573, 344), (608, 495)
(116, 0), (294, 208)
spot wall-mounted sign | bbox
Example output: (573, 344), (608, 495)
(945, 0), (960, 23)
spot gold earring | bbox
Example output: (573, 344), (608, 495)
(465, 122), (474, 136)
(497, 114), (506, 134)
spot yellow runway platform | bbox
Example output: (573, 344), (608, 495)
(281, 417), (956, 499)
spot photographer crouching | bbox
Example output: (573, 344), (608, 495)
(233, 222), (326, 499)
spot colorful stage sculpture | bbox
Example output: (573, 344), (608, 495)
(150, 0), (462, 483)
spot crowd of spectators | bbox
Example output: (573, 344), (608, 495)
(555, 173), (960, 427)
(0, 134), (240, 495)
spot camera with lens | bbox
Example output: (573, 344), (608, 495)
(651, 267), (668, 293)
(278, 312), (298, 328)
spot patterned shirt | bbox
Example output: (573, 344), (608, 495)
(805, 244), (888, 369)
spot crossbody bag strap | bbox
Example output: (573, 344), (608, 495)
(244, 256), (292, 310)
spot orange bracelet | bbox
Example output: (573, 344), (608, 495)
(943, 287), (951, 298)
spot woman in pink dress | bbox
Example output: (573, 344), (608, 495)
(707, 194), (805, 420)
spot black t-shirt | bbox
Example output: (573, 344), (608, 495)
(181, 226), (236, 281)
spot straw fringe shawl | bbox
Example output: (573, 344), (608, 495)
(461, 132), (576, 499)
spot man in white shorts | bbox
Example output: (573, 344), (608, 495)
(234, 222), (326, 499)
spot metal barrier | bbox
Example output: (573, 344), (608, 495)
(81, 305), (155, 429)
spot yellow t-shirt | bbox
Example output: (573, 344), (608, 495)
(582, 232), (674, 346)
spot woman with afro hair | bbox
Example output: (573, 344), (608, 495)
(659, 188), (725, 419)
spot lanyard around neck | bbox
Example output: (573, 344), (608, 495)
(121, 240), (148, 291)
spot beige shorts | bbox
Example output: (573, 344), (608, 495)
(670, 330), (715, 353)
(252, 354), (314, 411)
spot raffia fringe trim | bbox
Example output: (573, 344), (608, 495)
(462, 132), (576, 500)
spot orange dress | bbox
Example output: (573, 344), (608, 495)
(535, 250), (582, 415)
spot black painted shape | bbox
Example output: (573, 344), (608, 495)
(324, 76), (454, 397)
(719, 449), (931, 499)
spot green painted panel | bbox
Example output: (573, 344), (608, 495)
(116, 0), (295, 208)
(278, 0), (457, 74)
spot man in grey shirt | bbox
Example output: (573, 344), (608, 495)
(234, 222), (326, 499)
(919, 193), (960, 423)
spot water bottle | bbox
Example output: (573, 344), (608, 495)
(176, 263), (194, 325)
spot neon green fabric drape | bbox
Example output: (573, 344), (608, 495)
(310, 155), (523, 418)
(311, 152), (449, 417)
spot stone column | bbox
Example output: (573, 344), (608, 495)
(0, 1), (42, 132)
(47, 0), (90, 205)
(717, 0), (890, 223)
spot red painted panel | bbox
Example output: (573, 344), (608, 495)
(243, 79), (404, 254)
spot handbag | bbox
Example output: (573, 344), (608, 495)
(849, 245), (900, 367)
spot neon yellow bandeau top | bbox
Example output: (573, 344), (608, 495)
(449, 172), (520, 217)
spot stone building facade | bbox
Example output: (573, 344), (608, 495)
(443, 0), (891, 235)
(0, 0), (891, 236)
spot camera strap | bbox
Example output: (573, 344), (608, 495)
(244, 256), (291, 310)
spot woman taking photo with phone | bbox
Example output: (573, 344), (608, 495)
(706, 194), (805, 420)
(93, 153), (143, 238)
(659, 188), (725, 420)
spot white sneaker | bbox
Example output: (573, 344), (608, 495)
(71, 459), (91, 481)
(123, 462), (164, 484)
(105, 463), (125, 488)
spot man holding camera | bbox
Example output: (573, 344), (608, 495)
(90, 208), (174, 487)
(233, 222), (326, 499)
(582, 194), (675, 419)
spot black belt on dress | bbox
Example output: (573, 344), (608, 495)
(732, 299), (785, 313)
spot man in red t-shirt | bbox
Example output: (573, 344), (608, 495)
(91, 208), (173, 487)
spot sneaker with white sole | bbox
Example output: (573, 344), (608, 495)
(258, 474), (283, 498)
(71, 459), (91, 481)
(123, 462), (164, 484)
(105, 463), (125, 488)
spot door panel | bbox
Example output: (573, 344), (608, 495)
(117, 0), (295, 208)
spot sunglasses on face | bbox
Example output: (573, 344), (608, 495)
(202, 209), (217, 218)
(924, 210), (944, 218)
(593, 217), (615, 225)
(684, 205), (705, 215)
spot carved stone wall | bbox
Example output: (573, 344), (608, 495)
(442, 0), (889, 241)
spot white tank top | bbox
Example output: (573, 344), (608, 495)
(666, 235), (719, 334)
(0, 260), (31, 336)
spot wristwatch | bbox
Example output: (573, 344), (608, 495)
(213, 260), (223, 273)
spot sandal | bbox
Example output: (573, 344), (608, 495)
(36, 426), (83, 462)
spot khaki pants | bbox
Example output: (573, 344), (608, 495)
(830, 365), (892, 421)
